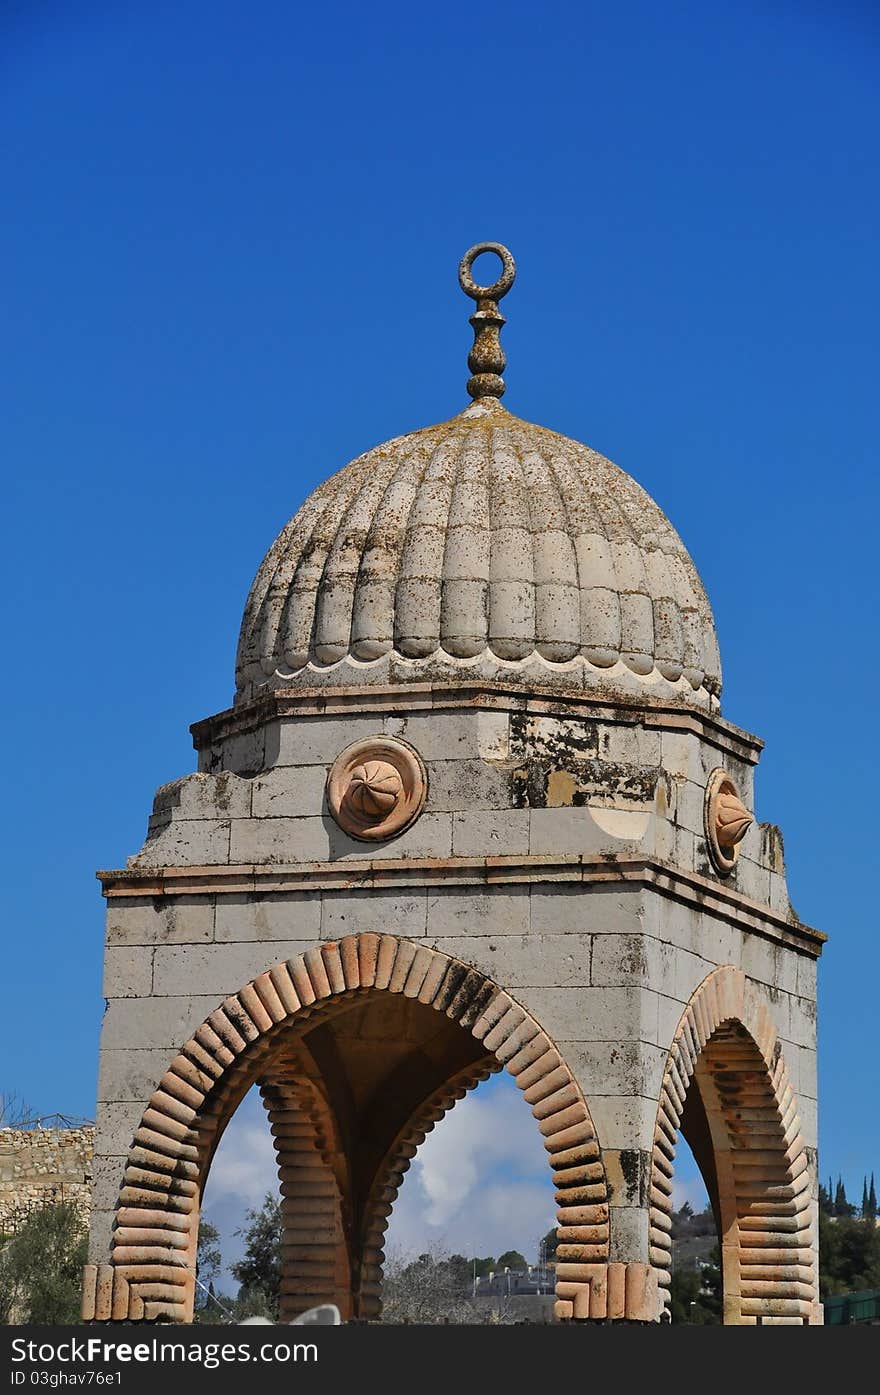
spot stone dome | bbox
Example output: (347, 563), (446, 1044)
(235, 395), (721, 710)
(235, 243), (721, 711)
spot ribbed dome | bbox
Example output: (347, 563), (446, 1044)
(235, 396), (721, 709)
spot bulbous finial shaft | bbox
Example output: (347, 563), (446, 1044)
(458, 242), (516, 400)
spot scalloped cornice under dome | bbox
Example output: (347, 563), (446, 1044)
(235, 396), (721, 711)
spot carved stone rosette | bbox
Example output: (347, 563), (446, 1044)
(704, 768), (753, 875)
(326, 736), (427, 842)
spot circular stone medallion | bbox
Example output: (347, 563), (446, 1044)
(327, 737), (427, 842)
(704, 768), (753, 876)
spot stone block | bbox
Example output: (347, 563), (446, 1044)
(741, 934), (778, 991)
(516, 985), (660, 1046)
(97, 1049), (178, 1104)
(102, 947), (153, 999)
(796, 956), (817, 1002)
(510, 713), (599, 770)
(608, 1204), (650, 1264)
(672, 779), (705, 837)
(106, 900), (162, 948)
(528, 807), (624, 857)
(797, 1049), (820, 1099)
(106, 897), (217, 947)
(559, 1039), (668, 1102)
(228, 816), (328, 865)
(272, 715), (380, 768)
(322, 889), (428, 938)
(734, 853), (771, 906)
(591, 934), (677, 994)
(329, 812), (454, 861)
(797, 1093), (818, 1150)
(251, 764), (330, 820)
(201, 726), (266, 777)
(768, 870), (791, 918)
(384, 710), (509, 762)
(451, 810), (530, 857)
(88, 1206), (116, 1265)
(671, 946), (714, 1004)
(155, 772), (252, 821)
(424, 759), (512, 812)
(673, 825), (696, 871)
(785, 993), (818, 1049)
(95, 1100), (149, 1161)
(656, 992), (687, 1051)
(604, 1147), (651, 1207)
(215, 891), (322, 942)
(598, 724), (661, 769)
(100, 995), (222, 1051)
(589, 1095), (658, 1152)
(428, 934), (592, 988)
(152, 941), (318, 997)
(531, 884), (646, 937)
(427, 886), (529, 938)
(132, 819), (231, 869)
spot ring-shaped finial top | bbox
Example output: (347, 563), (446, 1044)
(458, 242), (516, 301)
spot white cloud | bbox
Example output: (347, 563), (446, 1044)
(385, 1075), (555, 1262)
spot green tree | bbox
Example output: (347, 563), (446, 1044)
(193, 1219), (223, 1320)
(496, 1250), (527, 1271)
(669, 1247), (722, 1324)
(0, 1202), (88, 1324)
(869, 1175), (878, 1222)
(819, 1211), (880, 1296)
(230, 1194), (282, 1319)
(540, 1228), (558, 1264)
(834, 1176), (855, 1218)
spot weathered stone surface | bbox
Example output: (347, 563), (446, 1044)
(107, 897), (217, 947)
(133, 819), (230, 869)
(251, 765), (330, 820)
(101, 996), (221, 1050)
(98, 1050), (181, 1104)
(426, 886), (529, 937)
(215, 892), (320, 942)
(591, 934), (677, 993)
(422, 758), (511, 812)
(322, 889), (428, 938)
(557, 1040), (668, 1102)
(589, 1095), (658, 1152)
(609, 1203), (650, 1264)
(95, 1101), (150, 1161)
(530, 884), (645, 936)
(0, 1126), (94, 1234)
(451, 809), (530, 857)
(102, 947), (154, 999)
(516, 985), (660, 1045)
(429, 935), (592, 988)
(273, 716), (380, 768)
(604, 1148), (651, 1208)
(152, 942), (317, 997)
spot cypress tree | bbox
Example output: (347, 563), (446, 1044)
(835, 1176), (850, 1217)
(862, 1177), (870, 1219)
(869, 1174), (878, 1221)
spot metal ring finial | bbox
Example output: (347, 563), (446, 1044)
(458, 243), (516, 302)
(458, 242), (516, 400)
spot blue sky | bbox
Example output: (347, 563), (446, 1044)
(2, 0), (878, 1247)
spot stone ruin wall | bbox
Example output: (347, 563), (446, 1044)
(0, 1126), (95, 1233)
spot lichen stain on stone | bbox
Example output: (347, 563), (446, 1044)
(511, 756), (661, 809)
(618, 1149), (641, 1204)
(546, 769), (578, 806)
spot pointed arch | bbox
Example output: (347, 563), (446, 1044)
(82, 934), (609, 1322)
(649, 965), (819, 1325)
